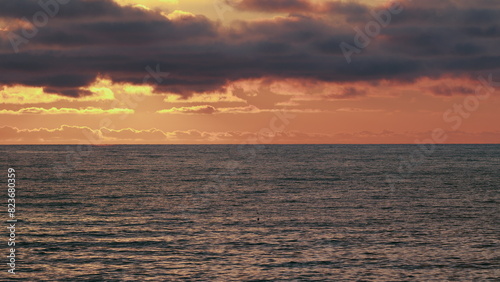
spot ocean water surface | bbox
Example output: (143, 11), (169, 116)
(1, 145), (498, 281)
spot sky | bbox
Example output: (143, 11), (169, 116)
(0, 0), (499, 144)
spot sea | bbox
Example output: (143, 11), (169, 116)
(0, 144), (498, 281)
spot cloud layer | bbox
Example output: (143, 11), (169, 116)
(2, 125), (499, 144)
(0, 106), (132, 115)
(1, 0), (499, 100)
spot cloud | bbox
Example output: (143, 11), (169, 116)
(218, 105), (261, 113)
(2, 125), (499, 144)
(0, 82), (115, 104)
(100, 127), (167, 140)
(163, 91), (245, 103)
(336, 107), (383, 113)
(231, 0), (500, 20)
(0, 107), (133, 115)
(0, 125), (166, 143)
(415, 76), (484, 97)
(156, 105), (269, 114)
(321, 86), (367, 100)
(230, 0), (371, 17)
(426, 85), (476, 97)
(156, 104), (323, 114)
(231, 0), (314, 13)
(0, 125), (101, 142)
(157, 105), (218, 114)
(0, 0), (499, 100)
(166, 129), (206, 140)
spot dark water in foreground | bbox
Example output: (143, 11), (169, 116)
(1, 145), (499, 281)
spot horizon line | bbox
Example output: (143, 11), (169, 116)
(1, 143), (499, 146)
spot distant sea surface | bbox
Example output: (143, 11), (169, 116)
(1, 145), (499, 281)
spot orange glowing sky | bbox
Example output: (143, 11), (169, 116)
(0, 0), (499, 144)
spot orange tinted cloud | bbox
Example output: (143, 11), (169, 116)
(0, 107), (133, 115)
(157, 105), (262, 114)
(157, 105), (218, 114)
(336, 107), (384, 113)
(163, 92), (244, 103)
(0, 125), (100, 143)
(101, 128), (167, 140)
(0, 83), (114, 104)
(0, 126), (165, 144)
(156, 105), (324, 114)
(2, 125), (499, 144)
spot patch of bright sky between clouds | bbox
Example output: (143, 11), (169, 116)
(114, 0), (390, 24)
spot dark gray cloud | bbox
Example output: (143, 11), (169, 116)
(0, 0), (499, 98)
(0, 0), (151, 19)
(427, 85), (475, 97)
